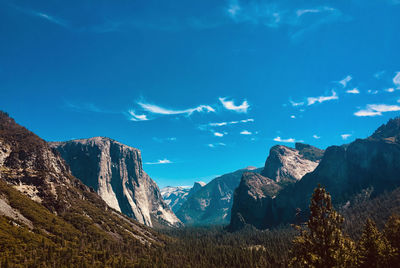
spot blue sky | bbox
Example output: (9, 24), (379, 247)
(1, 0), (400, 188)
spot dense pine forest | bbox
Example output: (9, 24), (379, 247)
(2, 184), (400, 267)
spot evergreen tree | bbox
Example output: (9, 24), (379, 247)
(357, 218), (395, 267)
(290, 185), (356, 267)
(384, 214), (400, 251)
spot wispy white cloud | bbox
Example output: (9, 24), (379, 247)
(209, 122), (228, 127)
(208, 143), (226, 148)
(290, 115), (296, 119)
(341, 134), (351, 140)
(290, 7), (344, 41)
(338, 75), (352, 88)
(307, 90), (338, 105)
(374, 70), (385, 79)
(290, 100), (305, 107)
(128, 110), (148, 121)
(296, 8), (322, 17)
(346, 88), (360, 94)
(273, 136), (303, 143)
(240, 130), (252, 135)
(225, 0), (342, 39)
(207, 118), (254, 127)
(313, 135), (321, 139)
(11, 3), (226, 33)
(36, 12), (68, 27)
(367, 89), (379, 95)
(11, 5), (69, 29)
(354, 104), (400, 117)
(385, 88), (395, 93)
(214, 132), (225, 137)
(144, 159), (172, 165)
(226, 0), (282, 27)
(138, 101), (215, 116)
(240, 118), (254, 123)
(393, 72), (400, 89)
(153, 137), (177, 143)
(219, 97), (249, 113)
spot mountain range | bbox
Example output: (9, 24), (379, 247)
(3, 108), (400, 237)
(229, 117), (400, 231)
(161, 181), (205, 213)
(175, 167), (263, 226)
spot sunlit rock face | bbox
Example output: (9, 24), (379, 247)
(261, 143), (323, 184)
(161, 181), (205, 213)
(51, 137), (182, 228)
(229, 143), (323, 231)
(0, 111), (162, 245)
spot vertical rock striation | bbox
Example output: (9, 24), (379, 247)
(50, 137), (181, 228)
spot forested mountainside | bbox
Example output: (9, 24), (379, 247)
(0, 111), (164, 266)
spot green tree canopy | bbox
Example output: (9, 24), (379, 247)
(290, 185), (356, 267)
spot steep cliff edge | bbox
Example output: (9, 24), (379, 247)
(50, 137), (181, 228)
(0, 111), (161, 251)
(230, 172), (281, 231)
(261, 143), (323, 184)
(229, 143), (323, 231)
(231, 117), (400, 231)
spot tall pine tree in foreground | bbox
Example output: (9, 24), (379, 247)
(290, 185), (356, 267)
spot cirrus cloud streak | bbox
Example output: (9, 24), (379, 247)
(354, 104), (400, 117)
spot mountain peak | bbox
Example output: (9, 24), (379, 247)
(295, 143), (324, 162)
(370, 117), (400, 142)
(193, 181), (206, 187)
(52, 136), (139, 151)
(244, 166), (258, 170)
(261, 143), (322, 183)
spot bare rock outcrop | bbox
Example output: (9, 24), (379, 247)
(50, 137), (181, 228)
(229, 143), (323, 231)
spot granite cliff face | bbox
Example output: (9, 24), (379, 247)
(229, 143), (323, 231)
(161, 182), (205, 213)
(230, 117), (400, 231)
(50, 137), (181, 228)
(176, 167), (262, 226)
(230, 172), (281, 231)
(0, 111), (160, 246)
(261, 143), (323, 184)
